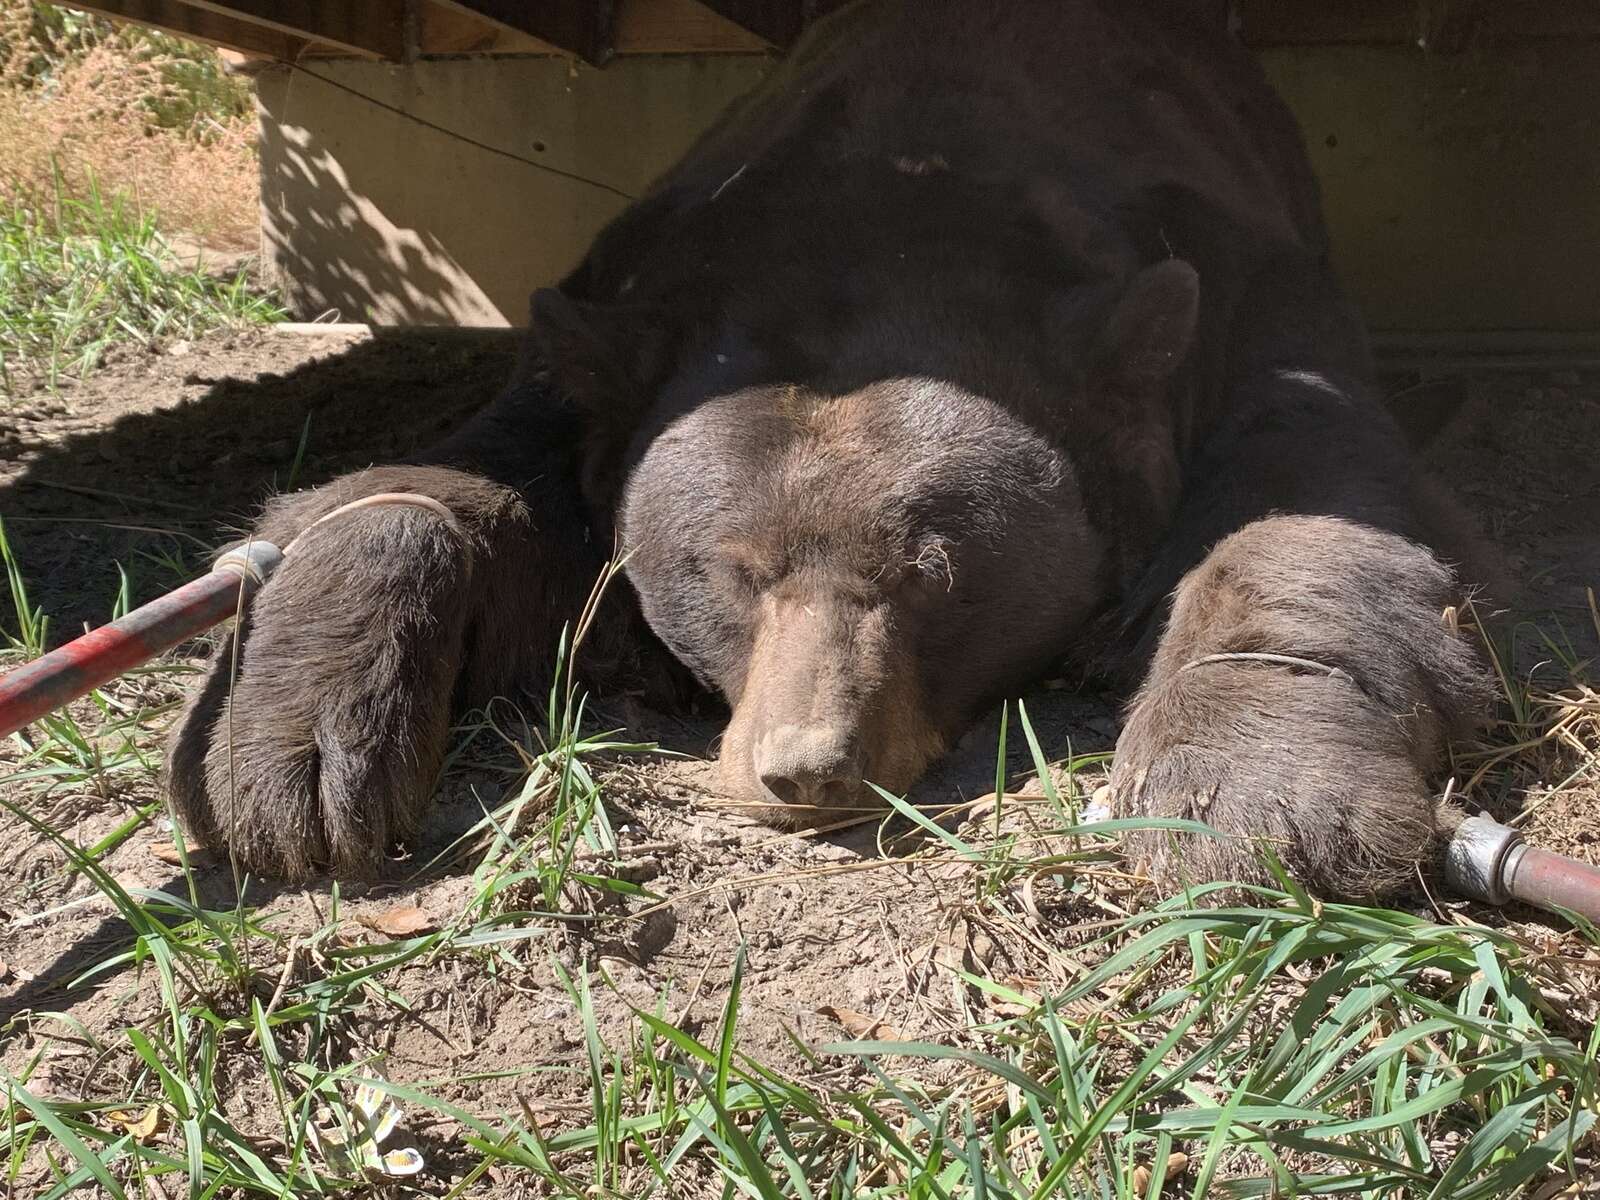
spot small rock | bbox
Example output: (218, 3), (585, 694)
(967, 928), (995, 967)
(695, 824), (734, 846)
(612, 856), (661, 883)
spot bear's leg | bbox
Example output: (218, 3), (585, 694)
(1109, 372), (1494, 899)
(166, 340), (689, 881)
(165, 460), (579, 880)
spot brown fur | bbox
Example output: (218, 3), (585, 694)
(620, 379), (1106, 824)
(166, 0), (1494, 897)
(169, 467), (539, 878)
(1110, 516), (1493, 897)
(718, 585), (945, 825)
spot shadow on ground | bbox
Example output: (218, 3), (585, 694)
(0, 329), (520, 633)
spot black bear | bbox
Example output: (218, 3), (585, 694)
(168, 0), (1492, 894)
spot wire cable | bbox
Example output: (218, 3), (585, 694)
(286, 62), (637, 202)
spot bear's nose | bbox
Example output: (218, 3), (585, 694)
(755, 724), (862, 810)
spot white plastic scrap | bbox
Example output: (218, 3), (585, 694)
(311, 1080), (425, 1178)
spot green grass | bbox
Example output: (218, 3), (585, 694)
(0, 554), (1594, 1196)
(0, 518), (192, 813)
(7, 819), (1592, 1197)
(0, 171), (282, 398)
(551, 891), (1598, 1200)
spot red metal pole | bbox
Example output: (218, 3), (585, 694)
(1504, 843), (1600, 927)
(1444, 813), (1600, 927)
(0, 542), (283, 739)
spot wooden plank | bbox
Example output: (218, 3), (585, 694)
(614, 0), (768, 53)
(428, 0), (619, 64)
(69, 0), (310, 59)
(417, 3), (547, 54)
(181, 0), (403, 60)
(693, 0), (803, 48)
(1239, 0), (1600, 46)
(418, 0), (768, 56)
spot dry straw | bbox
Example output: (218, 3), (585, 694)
(0, 1), (257, 243)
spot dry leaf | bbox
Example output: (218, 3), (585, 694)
(359, 905), (437, 938)
(1131, 1153), (1188, 1193)
(149, 839), (212, 866)
(966, 791), (1028, 823)
(816, 1005), (901, 1041)
(986, 984), (1042, 1019)
(1528, 1178), (1584, 1200)
(107, 1106), (166, 1144)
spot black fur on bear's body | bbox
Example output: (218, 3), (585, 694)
(168, 0), (1493, 893)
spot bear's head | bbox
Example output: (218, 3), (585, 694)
(530, 260), (1197, 824)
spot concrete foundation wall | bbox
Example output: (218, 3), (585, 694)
(258, 44), (1600, 334)
(257, 57), (771, 325)
(1261, 42), (1600, 335)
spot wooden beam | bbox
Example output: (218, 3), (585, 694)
(418, 0), (770, 55)
(692, 0), (802, 48)
(428, 0), (619, 65)
(416, 4), (545, 54)
(69, 0), (310, 59)
(613, 0), (768, 53)
(180, 1), (404, 60)
(1238, 0), (1600, 46)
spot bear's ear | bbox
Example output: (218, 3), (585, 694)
(1093, 259), (1199, 391)
(527, 287), (673, 415)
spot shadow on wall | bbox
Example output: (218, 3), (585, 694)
(256, 115), (488, 325)
(1260, 39), (1600, 334)
(257, 40), (1600, 334)
(254, 57), (775, 325)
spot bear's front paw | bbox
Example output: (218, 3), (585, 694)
(166, 505), (474, 881)
(1109, 658), (1453, 899)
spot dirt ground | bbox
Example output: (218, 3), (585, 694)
(0, 327), (1595, 1192)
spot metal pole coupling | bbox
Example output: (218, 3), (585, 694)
(0, 540), (285, 739)
(1444, 813), (1600, 927)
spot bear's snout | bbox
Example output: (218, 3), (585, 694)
(753, 723), (863, 810)
(715, 583), (948, 826)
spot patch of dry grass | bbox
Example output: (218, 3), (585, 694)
(1461, 591), (1600, 865)
(0, 5), (277, 392)
(0, 1), (258, 245)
